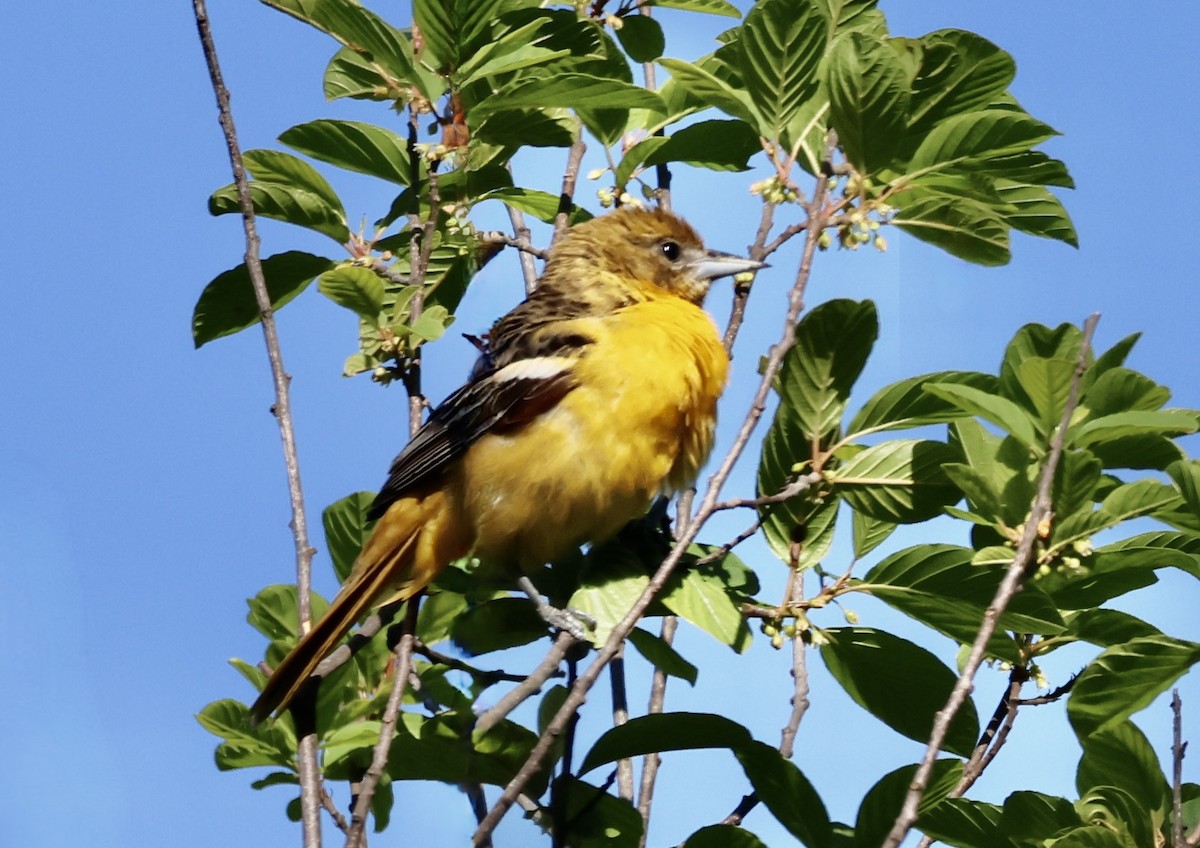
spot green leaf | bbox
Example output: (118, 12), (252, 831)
(279, 119), (410, 186)
(1076, 785), (1156, 848)
(660, 564), (752, 651)
(1083, 367), (1170, 418)
(1001, 791), (1080, 842)
(776, 299), (879, 439)
(408, 304), (453, 343)
(854, 760), (963, 848)
(262, 0), (418, 96)
(1065, 608), (1163, 648)
(826, 31), (909, 171)
(1067, 635), (1200, 739)
(996, 182), (1078, 246)
(658, 57), (757, 125)
(1072, 410), (1198, 447)
(941, 462), (1002, 519)
(924, 382), (1039, 447)
(551, 775), (644, 848)
(821, 627), (980, 757)
(209, 181), (348, 242)
(322, 492), (374, 583)
(892, 191), (1011, 266)
(833, 439), (960, 523)
(451, 597), (547, 655)
(740, 0), (825, 141)
(861, 544), (1065, 657)
(242, 148), (344, 213)
(197, 699), (296, 770)
(474, 73), (666, 117)
(319, 266), (385, 320)
(916, 798), (1005, 848)
(646, 0), (742, 16)
(579, 712), (754, 774)
(1041, 825), (1127, 847)
(1077, 721), (1171, 817)
(475, 186), (592, 225)
(969, 150), (1074, 188)
(1013, 356), (1078, 435)
(627, 627), (698, 686)
(416, 589), (468, 647)
(457, 20), (572, 81)
(615, 13), (665, 62)
(193, 251), (334, 347)
(848, 370), (997, 434)
(909, 109), (1058, 173)
(642, 119), (762, 173)
(905, 30), (1015, 132)
(735, 741), (831, 848)
(682, 825), (768, 848)
(852, 511), (896, 559)
(413, 0), (504, 72)
(568, 553), (651, 645)
(475, 108), (578, 148)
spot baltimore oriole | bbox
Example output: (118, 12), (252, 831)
(251, 206), (763, 721)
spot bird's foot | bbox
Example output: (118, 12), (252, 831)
(517, 575), (596, 641)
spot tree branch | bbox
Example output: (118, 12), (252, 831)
(881, 312), (1101, 848)
(636, 615), (678, 847)
(190, 3), (320, 844)
(346, 600), (419, 848)
(610, 646), (635, 802)
(474, 631), (578, 737)
(554, 138), (586, 242)
(1174, 689), (1187, 848)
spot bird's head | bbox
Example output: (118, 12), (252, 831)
(542, 207), (765, 305)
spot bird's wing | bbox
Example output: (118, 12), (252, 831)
(366, 337), (590, 521)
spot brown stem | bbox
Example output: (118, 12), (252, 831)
(723, 202), (776, 353)
(610, 645), (635, 802)
(554, 138), (587, 242)
(635, 615), (678, 847)
(1174, 690), (1187, 848)
(472, 134), (841, 847)
(345, 600), (420, 848)
(191, 3), (320, 843)
(881, 313), (1101, 848)
(504, 200), (541, 293)
(475, 632), (578, 736)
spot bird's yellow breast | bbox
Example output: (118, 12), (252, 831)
(457, 296), (728, 570)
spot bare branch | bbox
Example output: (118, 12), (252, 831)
(554, 138), (587, 242)
(1174, 690), (1187, 848)
(475, 632), (578, 737)
(472, 134), (842, 846)
(723, 202), (775, 353)
(610, 645), (635, 802)
(481, 230), (549, 262)
(502, 196), (541, 293)
(636, 615), (678, 847)
(191, 3), (320, 843)
(882, 313), (1101, 848)
(413, 640), (548, 685)
(346, 601), (420, 848)
(779, 572), (811, 760)
(712, 472), (822, 512)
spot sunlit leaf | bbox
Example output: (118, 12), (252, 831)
(280, 119), (410, 185)
(826, 31), (909, 171)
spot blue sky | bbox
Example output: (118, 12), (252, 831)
(1, 2), (1197, 846)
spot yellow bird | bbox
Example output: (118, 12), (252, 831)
(251, 206), (763, 721)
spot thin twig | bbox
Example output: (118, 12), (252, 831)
(881, 313), (1102, 848)
(1174, 690), (1187, 848)
(322, 787), (351, 834)
(636, 615), (677, 847)
(472, 134), (841, 847)
(346, 600), (420, 848)
(481, 230), (549, 262)
(723, 202), (776, 353)
(712, 472), (822, 512)
(191, 3), (320, 844)
(502, 198), (541, 293)
(779, 572), (810, 759)
(475, 632), (578, 736)
(610, 645), (635, 802)
(413, 640), (545, 685)
(554, 138), (587, 242)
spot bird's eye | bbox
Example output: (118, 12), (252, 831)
(659, 240), (682, 262)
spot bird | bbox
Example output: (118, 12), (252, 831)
(251, 206), (764, 722)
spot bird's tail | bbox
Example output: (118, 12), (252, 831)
(250, 491), (463, 723)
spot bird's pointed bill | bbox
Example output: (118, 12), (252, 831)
(690, 251), (766, 281)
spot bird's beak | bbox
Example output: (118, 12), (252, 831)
(690, 250), (767, 282)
